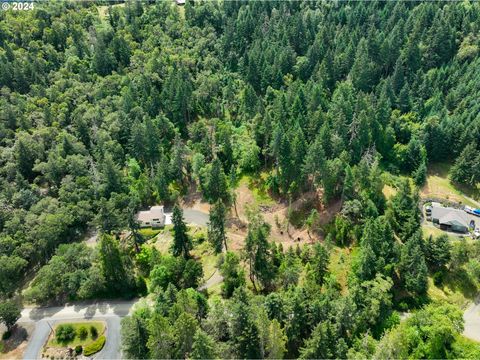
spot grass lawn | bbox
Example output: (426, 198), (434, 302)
(421, 162), (479, 207)
(240, 173), (276, 206)
(382, 184), (397, 200)
(328, 246), (354, 293)
(139, 228), (163, 239)
(421, 223), (461, 241)
(427, 268), (478, 308)
(47, 321), (105, 348)
(191, 240), (219, 282)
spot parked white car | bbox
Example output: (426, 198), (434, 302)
(473, 229), (480, 240)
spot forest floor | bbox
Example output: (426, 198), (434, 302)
(146, 176), (342, 293)
(226, 175), (340, 251)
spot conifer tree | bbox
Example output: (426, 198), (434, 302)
(171, 205), (192, 259)
(208, 200), (227, 253)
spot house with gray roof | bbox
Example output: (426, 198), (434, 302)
(430, 204), (476, 233)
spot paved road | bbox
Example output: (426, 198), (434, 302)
(463, 295), (480, 342)
(21, 300), (137, 360)
(164, 208), (209, 227)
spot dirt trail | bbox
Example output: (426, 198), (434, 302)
(198, 270), (224, 291)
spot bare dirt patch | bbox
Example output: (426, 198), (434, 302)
(228, 182), (340, 250)
(0, 324), (33, 360)
(181, 190), (211, 213)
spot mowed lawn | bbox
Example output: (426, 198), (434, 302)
(421, 162), (479, 207)
(48, 321), (105, 348)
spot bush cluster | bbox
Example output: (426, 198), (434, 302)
(83, 335), (106, 356)
(55, 325), (75, 343)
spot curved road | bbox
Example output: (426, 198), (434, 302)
(21, 300), (137, 360)
(463, 295), (480, 342)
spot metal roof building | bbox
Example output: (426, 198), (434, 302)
(431, 204), (477, 233)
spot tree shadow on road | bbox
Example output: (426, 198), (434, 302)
(28, 306), (63, 321)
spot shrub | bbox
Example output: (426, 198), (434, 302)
(433, 271), (445, 287)
(55, 324), (75, 343)
(2, 330), (11, 340)
(90, 325), (98, 339)
(75, 345), (82, 355)
(83, 335), (106, 356)
(77, 326), (88, 340)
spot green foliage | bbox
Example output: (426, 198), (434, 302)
(1, 2), (480, 359)
(244, 210), (276, 291)
(355, 216), (397, 281)
(55, 325), (76, 343)
(207, 200), (227, 253)
(374, 303), (463, 359)
(220, 252), (245, 298)
(308, 243), (330, 286)
(450, 143), (480, 187)
(400, 232), (429, 297)
(149, 255), (203, 291)
(299, 321), (337, 359)
(25, 243), (98, 304)
(90, 325), (98, 339)
(0, 255), (27, 297)
(77, 326), (88, 341)
(425, 234), (452, 272)
(98, 234), (136, 296)
(387, 178), (421, 241)
(121, 313), (149, 359)
(191, 329), (217, 360)
(83, 335), (106, 356)
(0, 301), (20, 330)
(230, 288), (262, 359)
(171, 205), (192, 259)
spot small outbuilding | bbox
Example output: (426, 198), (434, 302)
(136, 206), (166, 228)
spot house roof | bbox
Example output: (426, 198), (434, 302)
(439, 212), (468, 228)
(431, 206), (469, 227)
(137, 206), (164, 222)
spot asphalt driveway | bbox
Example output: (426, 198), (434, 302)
(21, 300), (137, 360)
(164, 208), (209, 227)
(463, 295), (480, 342)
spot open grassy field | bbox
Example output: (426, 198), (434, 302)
(421, 162), (479, 207)
(47, 321), (105, 348)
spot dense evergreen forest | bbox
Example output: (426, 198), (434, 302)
(1, 0), (480, 358)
